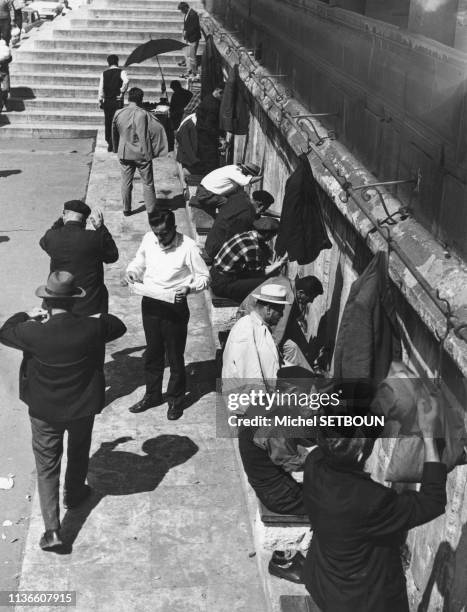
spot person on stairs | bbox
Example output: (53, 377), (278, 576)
(98, 54), (129, 153)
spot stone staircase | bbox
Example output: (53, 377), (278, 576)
(0, 0), (202, 138)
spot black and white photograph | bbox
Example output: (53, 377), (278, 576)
(1, 0), (467, 610)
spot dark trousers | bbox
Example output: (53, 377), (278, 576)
(0, 19), (11, 44)
(30, 415), (94, 531)
(102, 98), (122, 145)
(210, 268), (267, 303)
(142, 297), (189, 404)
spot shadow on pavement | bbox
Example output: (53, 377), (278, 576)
(58, 434), (199, 553)
(0, 169), (22, 178)
(0, 236), (10, 243)
(155, 193), (186, 210)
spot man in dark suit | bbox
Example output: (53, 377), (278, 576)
(169, 80), (193, 130)
(177, 2), (201, 77)
(39, 200), (119, 316)
(302, 395), (447, 612)
(98, 54), (129, 152)
(0, 271), (126, 551)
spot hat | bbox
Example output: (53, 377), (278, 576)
(252, 190), (274, 207)
(239, 162), (261, 177)
(63, 200), (91, 219)
(253, 217), (280, 232)
(35, 271), (86, 299)
(253, 283), (292, 305)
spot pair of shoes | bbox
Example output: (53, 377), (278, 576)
(39, 530), (63, 551)
(177, 60), (187, 67)
(107, 143), (113, 152)
(268, 551), (305, 584)
(180, 71), (193, 78)
(123, 210), (132, 217)
(130, 393), (164, 414)
(167, 399), (184, 420)
(63, 484), (92, 509)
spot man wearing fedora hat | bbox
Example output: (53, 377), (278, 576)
(222, 283), (292, 401)
(39, 200), (119, 316)
(210, 217), (288, 303)
(0, 271), (126, 551)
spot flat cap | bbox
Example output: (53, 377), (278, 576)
(253, 216), (280, 232)
(64, 200), (91, 219)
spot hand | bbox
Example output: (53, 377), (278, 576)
(175, 286), (190, 302)
(417, 393), (440, 438)
(125, 271), (138, 284)
(27, 307), (48, 321)
(90, 207), (103, 229)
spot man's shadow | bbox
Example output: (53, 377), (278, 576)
(58, 435), (198, 553)
(104, 347), (217, 411)
(0, 169), (22, 178)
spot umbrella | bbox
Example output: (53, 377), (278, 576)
(125, 38), (187, 94)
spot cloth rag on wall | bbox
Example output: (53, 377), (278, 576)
(219, 64), (249, 135)
(201, 35), (224, 99)
(275, 154), (332, 265)
(333, 251), (402, 386)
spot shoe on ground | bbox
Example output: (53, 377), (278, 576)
(167, 400), (184, 420)
(130, 393), (164, 413)
(107, 143), (113, 152)
(180, 71), (193, 78)
(268, 551), (304, 584)
(63, 484), (92, 509)
(177, 60), (187, 67)
(39, 530), (63, 551)
(123, 210), (132, 217)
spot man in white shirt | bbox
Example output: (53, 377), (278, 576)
(192, 162), (263, 216)
(126, 209), (209, 420)
(222, 284), (292, 411)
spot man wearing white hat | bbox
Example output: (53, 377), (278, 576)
(222, 284), (292, 405)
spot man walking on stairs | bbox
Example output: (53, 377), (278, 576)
(112, 87), (168, 216)
(98, 54), (129, 152)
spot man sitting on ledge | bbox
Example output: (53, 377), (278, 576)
(190, 162), (263, 218)
(210, 217), (287, 303)
(204, 190), (275, 262)
(238, 366), (317, 584)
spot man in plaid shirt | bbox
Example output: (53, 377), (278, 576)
(210, 217), (287, 302)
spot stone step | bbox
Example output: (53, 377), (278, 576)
(33, 38), (185, 57)
(68, 18), (185, 29)
(8, 96), (112, 112)
(52, 27), (182, 40)
(12, 72), (174, 87)
(1, 109), (102, 125)
(87, 7), (181, 18)
(10, 84), (164, 99)
(15, 51), (183, 66)
(10, 60), (181, 75)
(0, 123), (97, 138)
(92, 0), (202, 6)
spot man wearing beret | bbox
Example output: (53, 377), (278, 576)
(0, 271), (127, 550)
(210, 217), (288, 303)
(39, 200), (119, 316)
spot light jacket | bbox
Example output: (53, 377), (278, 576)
(112, 103), (168, 162)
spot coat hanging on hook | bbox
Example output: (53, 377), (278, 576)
(275, 153), (332, 265)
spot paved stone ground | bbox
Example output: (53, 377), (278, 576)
(0, 136), (95, 592)
(1, 131), (267, 612)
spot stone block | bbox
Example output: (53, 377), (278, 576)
(439, 173), (467, 257)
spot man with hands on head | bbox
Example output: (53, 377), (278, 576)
(39, 200), (119, 316)
(126, 209), (209, 420)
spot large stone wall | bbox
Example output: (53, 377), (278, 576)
(201, 12), (467, 610)
(207, 0), (467, 262)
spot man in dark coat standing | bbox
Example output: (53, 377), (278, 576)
(0, 271), (127, 551)
(177, 2), (201, 77)
(39, 200), (119, 316)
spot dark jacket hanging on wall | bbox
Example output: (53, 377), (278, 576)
(275, 154), (332, 265)
(333, 251), (402, 385)
(219, 64), (249, 135)
(201, 35), (224, 99)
